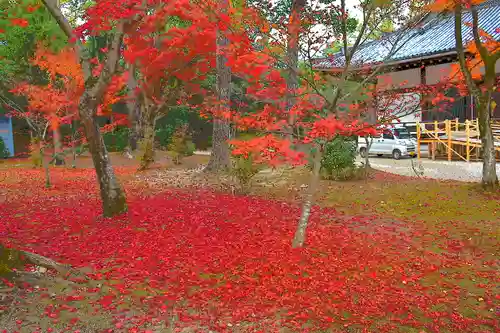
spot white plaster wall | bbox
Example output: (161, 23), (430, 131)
(376, 68), (420, 91)
(426, 59), (500, 85)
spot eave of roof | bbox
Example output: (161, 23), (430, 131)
(313, 0), (500, 70)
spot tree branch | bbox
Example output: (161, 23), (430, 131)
(89, 21), (126, 101)
(328, 2), (374, 113)
(454, 4), (479, 95)
(471, 6), (490, 63)
(41, 0), (92, 79)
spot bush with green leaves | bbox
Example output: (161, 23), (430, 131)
(317, 137), (362, 181)
(155, 126), (177, 149)
(185, 141), (196, 156)
(0, 137), (10, 159)
(230, 153), (263, 194)
(167, 124), (194, 164)
(103, 127), (129, 152)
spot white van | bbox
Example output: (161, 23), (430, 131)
(358, 127), (417, 160)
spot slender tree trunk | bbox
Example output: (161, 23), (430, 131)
(79, 94), (127, 217)
(364, 136), (372, 178)
(31, 137), (42, 168)
(128, 102), (141, 152)
(70, 120), (77, 168)
(477, 98), (499, 190)
(41, 145), (51, 188)
(125, 64), (140, 158)
(206, 0), (231, 173)
(292, 146), (322, 248)
(285, 0), (306, 141)
(52, 125), (65, 165)
(453, 4), (498, 191)
(138, 106), (157, 171)
(41, 0), (127, 217)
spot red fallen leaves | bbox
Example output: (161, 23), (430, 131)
(0, 169), (498, 332)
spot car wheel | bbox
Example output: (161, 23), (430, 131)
(392, 149), (402, 160)
(377, 154), (383, 157)
(359, 147), (367, 158)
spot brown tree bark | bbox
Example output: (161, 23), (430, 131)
(285, 0), (306, 140)
(125, 64), (141, 157)
(454, 4), (499, 191)
(292, 145), (322, 248)
(42, 0), (128, 216)
(80, 94), (127, 216)
(52, 125), (65, 165)
(206, 0), (232, 173)
(477, 97), (499, 190)
(138, 105), (157, 171)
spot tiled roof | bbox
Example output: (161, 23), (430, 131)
(313, 0), (500, 69)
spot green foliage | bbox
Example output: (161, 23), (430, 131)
(365, 18), (394, 40)
(318, 137), (363, 181)
(185, 140), (196, 156)
(155, 127), (177, 149)
(0, 0), (67, 85)
(0, 136), (10, 158)
(155, 106), (191, 148)
(167, 124), (191, 164)
(230, 153), (263, 194)
(103, 127), (129, 152)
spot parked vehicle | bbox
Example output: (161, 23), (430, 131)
(358, 127), (417, 160)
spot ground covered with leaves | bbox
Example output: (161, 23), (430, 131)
(0, 158), (498, 333)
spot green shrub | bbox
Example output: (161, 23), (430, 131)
(230, 153), (263, 194)
(155, 126), (177, 149)
(0, 137), (10, 159)
(185, 140), (196, 156)
(167, 124), (192, 164)
(155, 105), (194, 149)
(318, 137), (361, 181)
(103, 127), (129, 152)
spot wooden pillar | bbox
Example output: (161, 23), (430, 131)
(446, 120), (452, 161)
(416, 121), (421, 159)
(465, 120), (470, 162)
(433, 120), (438, 160)
(455, 118), (459, 131)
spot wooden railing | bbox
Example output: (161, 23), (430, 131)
(416, 118), (500, 161)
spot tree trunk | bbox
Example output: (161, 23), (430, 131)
(30, 137), (43, 168)
(41, 145), (51, 188)
(52, 125), (65, 165)
(125, 64), (140, 158)
(128, 101), (141, 152)
(453, 4), (498, 191)
(206, 0), (232, 173)
(138, 106), (157, 171)
(285, 0), (305, 141)
(292, 146), (322, 248)
(79, 94), (127, 217)
(206, 119), (231, 172)
(364, 136), (372, 178)
(477, 99), (499, 190)
(70, 120), (77, 168)
(40, 0), (127, 217)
